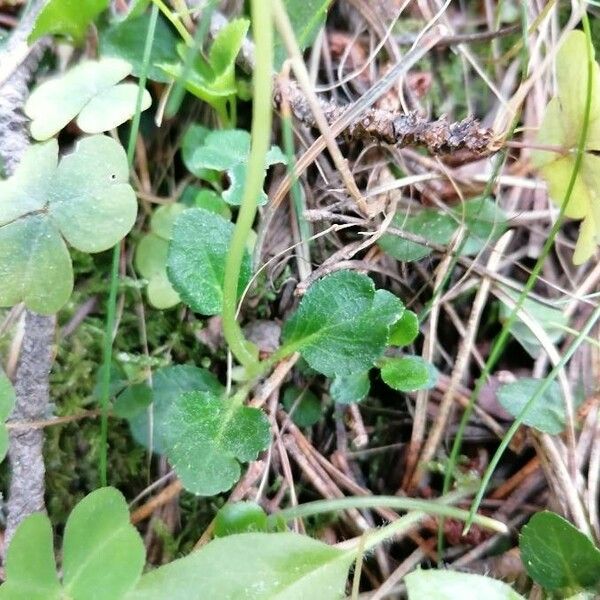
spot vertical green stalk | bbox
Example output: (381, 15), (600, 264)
(456, 11), (594, 532)
(221, 0), (273, 368)
(98, 4), (158, 487)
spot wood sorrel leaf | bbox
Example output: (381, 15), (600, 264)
(0, 488), (146, 600)
(62, 488), (145, 600)
(406, 569), (526, 600)
(25, 58), (151, 140)
(135, 204), (186, 309)
(533, 30), (600, 264)
(128, 364), (223, 455)
(126, 532), (352, 600)
(161, 391), (270, 495)
(281, 271), (403, 377)
(0, 514), (61, 600)
(182, 129), (286, 205)
(380, 356), (438, 393)
(520, 511), (600, 593)
(167, 207), (251, 315)
(29, 0), (109, 44)
(0, 136), (137, 313)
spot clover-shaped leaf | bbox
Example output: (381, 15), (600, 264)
(281, 271), (403, 377)
(183, 129), (286, 205)
(160, 19), (249, 112)
(162, 391), (271, 495)
(29, 0), (109, 44)
(135, 204), (186, 309)
(0, 135), (137, 314)
(0, 372), (15, 462)
(167, 208), (252, 315)
(0, 488), (145, 600)
(533, 30), (600, 264)
(25, 58), (151, 141)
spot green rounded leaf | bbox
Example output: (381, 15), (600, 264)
(99, 12), (178, 83)
(114, 383), (152, 420)
(273, 0), (333, 70)
(127, 532), (352, 600)
(330, 371), (370, 404)
(282, 386), (322, 427)
(380, 356), (438, 392)
(281, 271), (403, 377)
(379, 197), (506, 262)
(520, 511), (600, 593)
(163, 392), (270, 495)
(51, 135), (137, 253)
(128, 365), (223, 455)
(25, 58), (151, 140)
(0, 137), (136, 313)
(62, 487), (145, 600)
(135, 204), (185, 309)
(0, 215), (73, 314)
(214, 502), (268, 537)
(76, 83), (152, 134)
(29, 0), (109, 44)
(167, 208), (251, 315)
(406, 569), (526, 600)
(497, 378), (567, 434)
(389, 309), (419, 346)
(0, 513), (61, 600)
(182, 129), (285, 206)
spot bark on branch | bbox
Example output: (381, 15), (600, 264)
(276, 79), (494, 156)
(0, 0), (54, 549)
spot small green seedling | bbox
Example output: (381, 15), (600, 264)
(25, 57), (152, 140)
(160, 18), (249, 125)
(533, 30), (600, 264)
(182, 127), (287, 205)
(0, 135), (137, 313)
(29, 0), (109, 44)
(135, 203), (186, 309)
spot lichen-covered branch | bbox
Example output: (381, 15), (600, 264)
(0, 0), (54, 549)
(276, 79), (494, 156)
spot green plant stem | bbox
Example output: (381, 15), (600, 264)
(221, 0), (273, 369)
(150, 0), (193, 46)
(98, 5), (158, 487)
(268, 491), (508, 535)
(459, 11), (594, 533)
